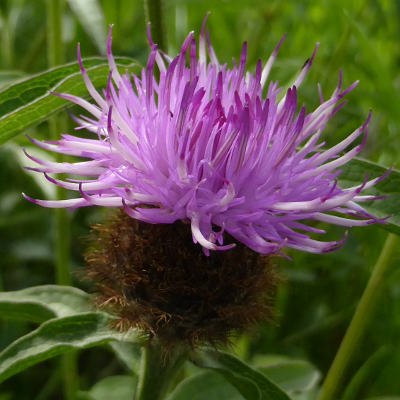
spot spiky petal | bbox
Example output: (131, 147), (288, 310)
(24, 19), (385, 255)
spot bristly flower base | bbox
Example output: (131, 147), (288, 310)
(85, 210), (278, 348)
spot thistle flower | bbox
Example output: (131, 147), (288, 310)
(24, 18), (384, 256)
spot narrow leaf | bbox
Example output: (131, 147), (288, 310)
(67, 0), (107, 55)
(0, 57), (140, 145)
(364, 398), (400, 400)
(342, 347), (391, 400)
(338, 158), (400, 234)
(0, 285), (91, 322)
(167, 371), (244, 400)
(192, 350), (292, 400)
(109, 341), (142, 373)
(0, 58), (105, 116)
(259, 360), (320, 393)
(89, 375), (136, 400)
(0, 71), (25, 88)
(0, 312), (127, 384)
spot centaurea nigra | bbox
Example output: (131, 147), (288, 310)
(23, 18), (386, 347)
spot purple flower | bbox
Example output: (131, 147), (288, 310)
(24, 18), (386, 256)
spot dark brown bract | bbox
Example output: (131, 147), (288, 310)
(85, 210), (278, 348)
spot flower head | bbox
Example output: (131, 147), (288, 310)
(24, 17), (385, 256)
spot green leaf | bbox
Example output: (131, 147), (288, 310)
(0, 57), (140, 145)
(0, 0), (9, 15)
(0, 285), (91, 322)
(342, 347), (391, 400)
(338, 158), (400, 234)
(0, 58), (103, 117)
(364, 398), (400, 400)
(88, 375), (136, 400)
(67, 0), (107, 55)
(192, 350), (292, 400)
(167, 371), (244, 400)
(0, 312), (127, 384)
(109, 341), (142, 373)
(0, 71), (25, 88)
(0, 301), (54, 323)
(259, 360), (321, 393)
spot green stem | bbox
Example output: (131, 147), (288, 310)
(21, 26), (46, 71)
(144, 0), (167, 52)
(317, 233), (399, 400)
(1, 7), (13, 68)
(48, 117), (72, 286)
(61, 351), (79, 400)
(47, 0), (63, 67)
(135, 341), (186, 400)
(46, 0), (71, 284)
(46, 1), (77, 399)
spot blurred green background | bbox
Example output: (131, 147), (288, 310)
(0, 0), (399, 399)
